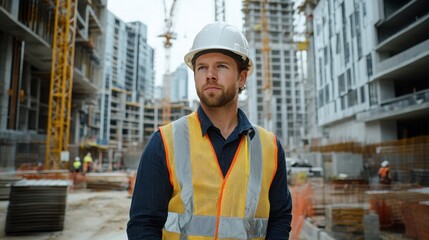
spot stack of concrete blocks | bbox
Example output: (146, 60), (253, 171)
(300, 218), (336, 240)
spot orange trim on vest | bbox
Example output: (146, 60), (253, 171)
(214, 135), (245, 240)
(270, 135), (278, 185)
(159, 129), (174, 187)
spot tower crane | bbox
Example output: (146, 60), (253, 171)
(260, 0), (272, 130)
(214, 0), (226, 21)
(159, 0), (178, 125)
(45, 0), (78, 169)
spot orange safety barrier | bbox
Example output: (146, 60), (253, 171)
(128, 173), (136, 198)
(290, 183), (314, 240)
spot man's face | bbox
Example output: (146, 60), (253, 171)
(194, 52), (246, 108)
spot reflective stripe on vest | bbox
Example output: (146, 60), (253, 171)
(164, 212), (268, 238)
(163, 114), (268, 239)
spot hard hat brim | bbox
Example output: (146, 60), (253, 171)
(184, 47), (254, 76)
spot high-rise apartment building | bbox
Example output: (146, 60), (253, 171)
(243, 0), (307, 148)
(127, 21), (155, 101)
(100, 11), (154, 163)
(141, 63), (191, 149)
(313, 0), (429, 143)
(170, 63), (188, 102)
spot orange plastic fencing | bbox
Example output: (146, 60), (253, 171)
(128, 172), (136, 198)
(289, 183), (314, 240)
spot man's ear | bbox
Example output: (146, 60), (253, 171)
(239, 71), (248, 85)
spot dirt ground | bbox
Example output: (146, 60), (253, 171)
(0, 189), (131, 240)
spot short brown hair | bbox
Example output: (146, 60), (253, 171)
(191, 49), (250, 73)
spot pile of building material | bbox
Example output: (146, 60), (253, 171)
(85, 172), (129, 191)
(367, 188), (429, 227)
(5, 179), (69, 235)
(399, 189), (429, 239)
(325, 203), (368, 239)
(16, 170), (71, 181)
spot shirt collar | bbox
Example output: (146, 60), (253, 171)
(196, 106), (255, 138)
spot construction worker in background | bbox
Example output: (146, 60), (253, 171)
(378, 160), (391, 184)
(127, 22), (292, 239)
(73, 157), (81, 173)
(83, 152), (93, 174)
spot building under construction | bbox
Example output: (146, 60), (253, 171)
(0, 0), (428, 239)
(0, 0), (107, 171)
(0, 0), (193, 172)
(97, 12), (154, 169)
(292, 0), (429, 239)
(244, 0), (308, 150)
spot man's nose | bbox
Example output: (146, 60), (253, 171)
(206, 67), (217, 81)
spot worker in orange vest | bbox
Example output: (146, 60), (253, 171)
(378, 160), (391, 184)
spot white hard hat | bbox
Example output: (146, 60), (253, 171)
(381, 160), (389, 167)
(184, 21), (254, 76)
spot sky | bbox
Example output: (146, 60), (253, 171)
(107, 0), (244, 101)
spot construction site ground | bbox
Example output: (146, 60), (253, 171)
(0, 189), (130, 240)
(0, 175), (427, 240)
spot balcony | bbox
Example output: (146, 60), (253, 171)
(377, 0), (429, 45)
(356, 89), (429, 122)
(372, 39), (429, 81)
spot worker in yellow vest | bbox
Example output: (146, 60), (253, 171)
(127, 22), (292, 239)
(73, 157), (81, 173)
(83, 152), (93, 174)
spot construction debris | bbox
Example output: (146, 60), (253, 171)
(325, 203), (368, 238)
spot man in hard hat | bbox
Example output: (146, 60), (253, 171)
(378, 160), (391, 184)
(83, 152), (93, 174)
(128, 22), (292, 239)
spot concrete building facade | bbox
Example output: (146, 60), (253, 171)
(0, 0), (107, 171)
(244, 0), (307, 149)
(99, 11), (155, 165)
(313, 0), (429, 143)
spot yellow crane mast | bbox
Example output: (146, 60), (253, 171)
(45, 0), (78, 169)
(160, 0), (178, 125)
(260, 0), (272, 129)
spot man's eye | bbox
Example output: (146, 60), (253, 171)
(218, 64), (228, 69)
(197, 66), (207, 71)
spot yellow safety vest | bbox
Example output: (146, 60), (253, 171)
(159, 112), (278, 240)
(73, 161), (81, 170)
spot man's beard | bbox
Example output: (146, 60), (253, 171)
(197, 84), (237, 107)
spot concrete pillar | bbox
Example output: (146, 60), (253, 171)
(378, 80), (395, 102)
(364, 213), (380, 240)
(0, 33), (12, 130)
